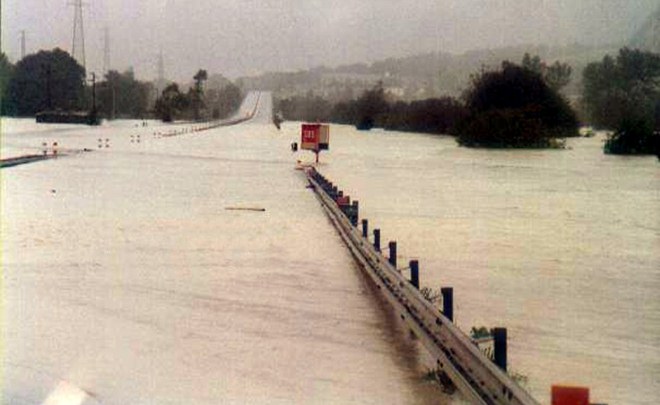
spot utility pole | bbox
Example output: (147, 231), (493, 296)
(20, 30), (26, 59)
(91, 72), (96, 113)
(103, 26), (110, 75)
(154, 50), (165, 104)
(69, 0), (87, 69)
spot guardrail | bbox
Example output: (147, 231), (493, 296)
(155, 92), (262, 138)
(305, 167), (540, 405)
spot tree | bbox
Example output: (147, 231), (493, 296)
(457, 61), (578, 148)
(215, 82), (242, 119)
(355, 81), (388, 130)
(192, 69), (208, 120)
(582, 48), (660, 155)
(97, 69), (152, 119)
(154, 83), (188, 122)
(521, 53), (572, 91)
(545, 61), (572, 91)
(521, 53), (542, 74)
(381, 97), (468, 135)
(276, 92), (333, 123)
(0, 52), (14, 115)
(4, 48), (86, 116)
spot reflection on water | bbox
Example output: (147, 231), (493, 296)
(2, 105), (658, 404)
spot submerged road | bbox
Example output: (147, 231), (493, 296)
(1, 94), (451, 405)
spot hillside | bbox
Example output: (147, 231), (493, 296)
(238, 44), (618, 102)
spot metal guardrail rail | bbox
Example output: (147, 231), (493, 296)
(305, 168), (540, 405)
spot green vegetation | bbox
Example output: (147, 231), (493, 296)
(276, 54), (577, 147)
(276, 83), (467, 136)
(354, 81), (388, 130)
(2, 48), (86, 116)
(207, 82), (242, 120)
(456, 60), (578, 148)
(470, 326), (492, 339)
(97, 69), (153, 119)
(582, 48), (660, 155)
(192, 69), (208, 120)
(154, 83), (189, 122)
(521, 53), (573, 91)
(383, 98), (467, 135)
(154, 72), (242, 122)
(0, 53), (13, 114)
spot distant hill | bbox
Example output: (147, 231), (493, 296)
(239, 44), (617, 102)
(630, 7), (660, 53)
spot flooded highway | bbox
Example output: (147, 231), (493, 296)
(2, 92), (659, 404)
(1, 93), (450, 405)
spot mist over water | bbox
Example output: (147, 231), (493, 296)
(2, 93), (659, 404)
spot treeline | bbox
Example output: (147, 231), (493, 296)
(1, 49), (86, 116)
(97, 69), (153, 119)
(583, 48), (660, 155)
(276, 53), (578, 147)
(457, 59), (578, 148)
(277, 48), (659, 154)
(0, 48), (243, 122)
(276, 84), (468, 136)
(153, 72), (242, 122)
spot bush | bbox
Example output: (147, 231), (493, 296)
(604, 116), (659, 155)
(583, 48), (660, 155)
(457, 108), (559, 148)
(382, 98), (468, 135)
(457, 62), (578, 148)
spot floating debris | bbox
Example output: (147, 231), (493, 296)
(225, 207), (266, 212)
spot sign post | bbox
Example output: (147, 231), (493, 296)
(301, 123), (330, 164)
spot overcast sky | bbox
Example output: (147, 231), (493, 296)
(2, 0), (657, 81)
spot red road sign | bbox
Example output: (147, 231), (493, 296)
(551, 386), (589, 405)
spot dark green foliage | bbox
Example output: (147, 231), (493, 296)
(0, 53), (13, 114)
(276, 93), (333, 122)
(458, 62), (578, 148)
(154, 78), (242, 122)
(97, 69), (153, 119)
(330, 101), (356, 125)
(382, 98), (467, 135)
(276, 89), (466, 136)
(154, 83), (189, 122)
(544, 61), (572, 91)
(604, 116), (659, 155)
(206, 82), (242, 120)
(521, 53), (572, 91)
(354, 81), (388, 130)
(583, 48), (660, 155)
(4, 48), (86, 116)
(192, 69), (208, 120)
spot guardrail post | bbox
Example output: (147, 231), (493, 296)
(351, 201), (359, 226)
(441, 287), (453, 322)
(409, 260), (419, 289)
(388, 241), (397, 267)
(362, 219), (368, 238)
(493, 327), (507, 372)
(373, 229), (381, 251)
